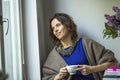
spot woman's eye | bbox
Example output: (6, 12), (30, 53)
(56, 23), (61, 27)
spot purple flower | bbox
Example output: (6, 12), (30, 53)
(104, 14), (110, 18)
(117, 25), (120, 31)
(105, 6), (120, 30)
(105, 14), (115, 21)
(112, 6), (120, 13)
(115, 13), (120, 20)
(107, 21), (114, 27)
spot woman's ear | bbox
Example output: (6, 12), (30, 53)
(67, 27), (71, 31)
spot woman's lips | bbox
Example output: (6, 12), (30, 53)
(56, 32), (61, 37)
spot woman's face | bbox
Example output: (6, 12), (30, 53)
(51, 18), (70, 40)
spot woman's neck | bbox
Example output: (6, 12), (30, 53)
(60, 38), (72, 48)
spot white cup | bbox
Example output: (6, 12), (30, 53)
(66, 65), (78, 75)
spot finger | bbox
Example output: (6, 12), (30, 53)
(62, 67), (67, 70)
(83, 68), (87, 72)
(76, 66), (84, 70)
(82, 71), (87, 75)
(81, 69), (87, 75)
(78, 65), (87, 69)
(78, 65), (84, 68)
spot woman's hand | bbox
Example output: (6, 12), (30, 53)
(76, 65), (93, 75)
(54, 67), (68, 80)
(76, 62), (119, 76)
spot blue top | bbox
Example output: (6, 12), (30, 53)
(60, 38), (95, 80)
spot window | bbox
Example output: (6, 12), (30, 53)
(1, 0), (23, 80)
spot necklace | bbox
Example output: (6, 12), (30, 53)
(56, 42), (77, 56)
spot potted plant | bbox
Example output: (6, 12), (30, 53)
(103, 6), (120, 39)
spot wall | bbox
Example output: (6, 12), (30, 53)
(43, 0), (120, 64)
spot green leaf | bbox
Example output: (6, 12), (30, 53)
(103, 23), (118, 39)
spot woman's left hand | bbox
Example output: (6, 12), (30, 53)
(76, 65), (93, 75)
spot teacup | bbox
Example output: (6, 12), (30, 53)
(66, 65), (78, 75)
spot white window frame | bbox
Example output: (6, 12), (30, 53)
(2, 0), (23, 80)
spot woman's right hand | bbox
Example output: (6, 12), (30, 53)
(54, 67), (68, 80)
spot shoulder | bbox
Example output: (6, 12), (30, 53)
(82, 37), (96, 43)
(81, 37), (104, 47)
(46, 47), (58, 59)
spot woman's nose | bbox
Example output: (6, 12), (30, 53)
(54, 28), (58, 32)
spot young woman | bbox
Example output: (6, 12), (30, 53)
(42, 13), (118, 80)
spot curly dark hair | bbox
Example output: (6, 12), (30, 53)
(49, 13), (78, 46)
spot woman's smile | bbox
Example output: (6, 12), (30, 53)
(55, 32), (61, 38)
